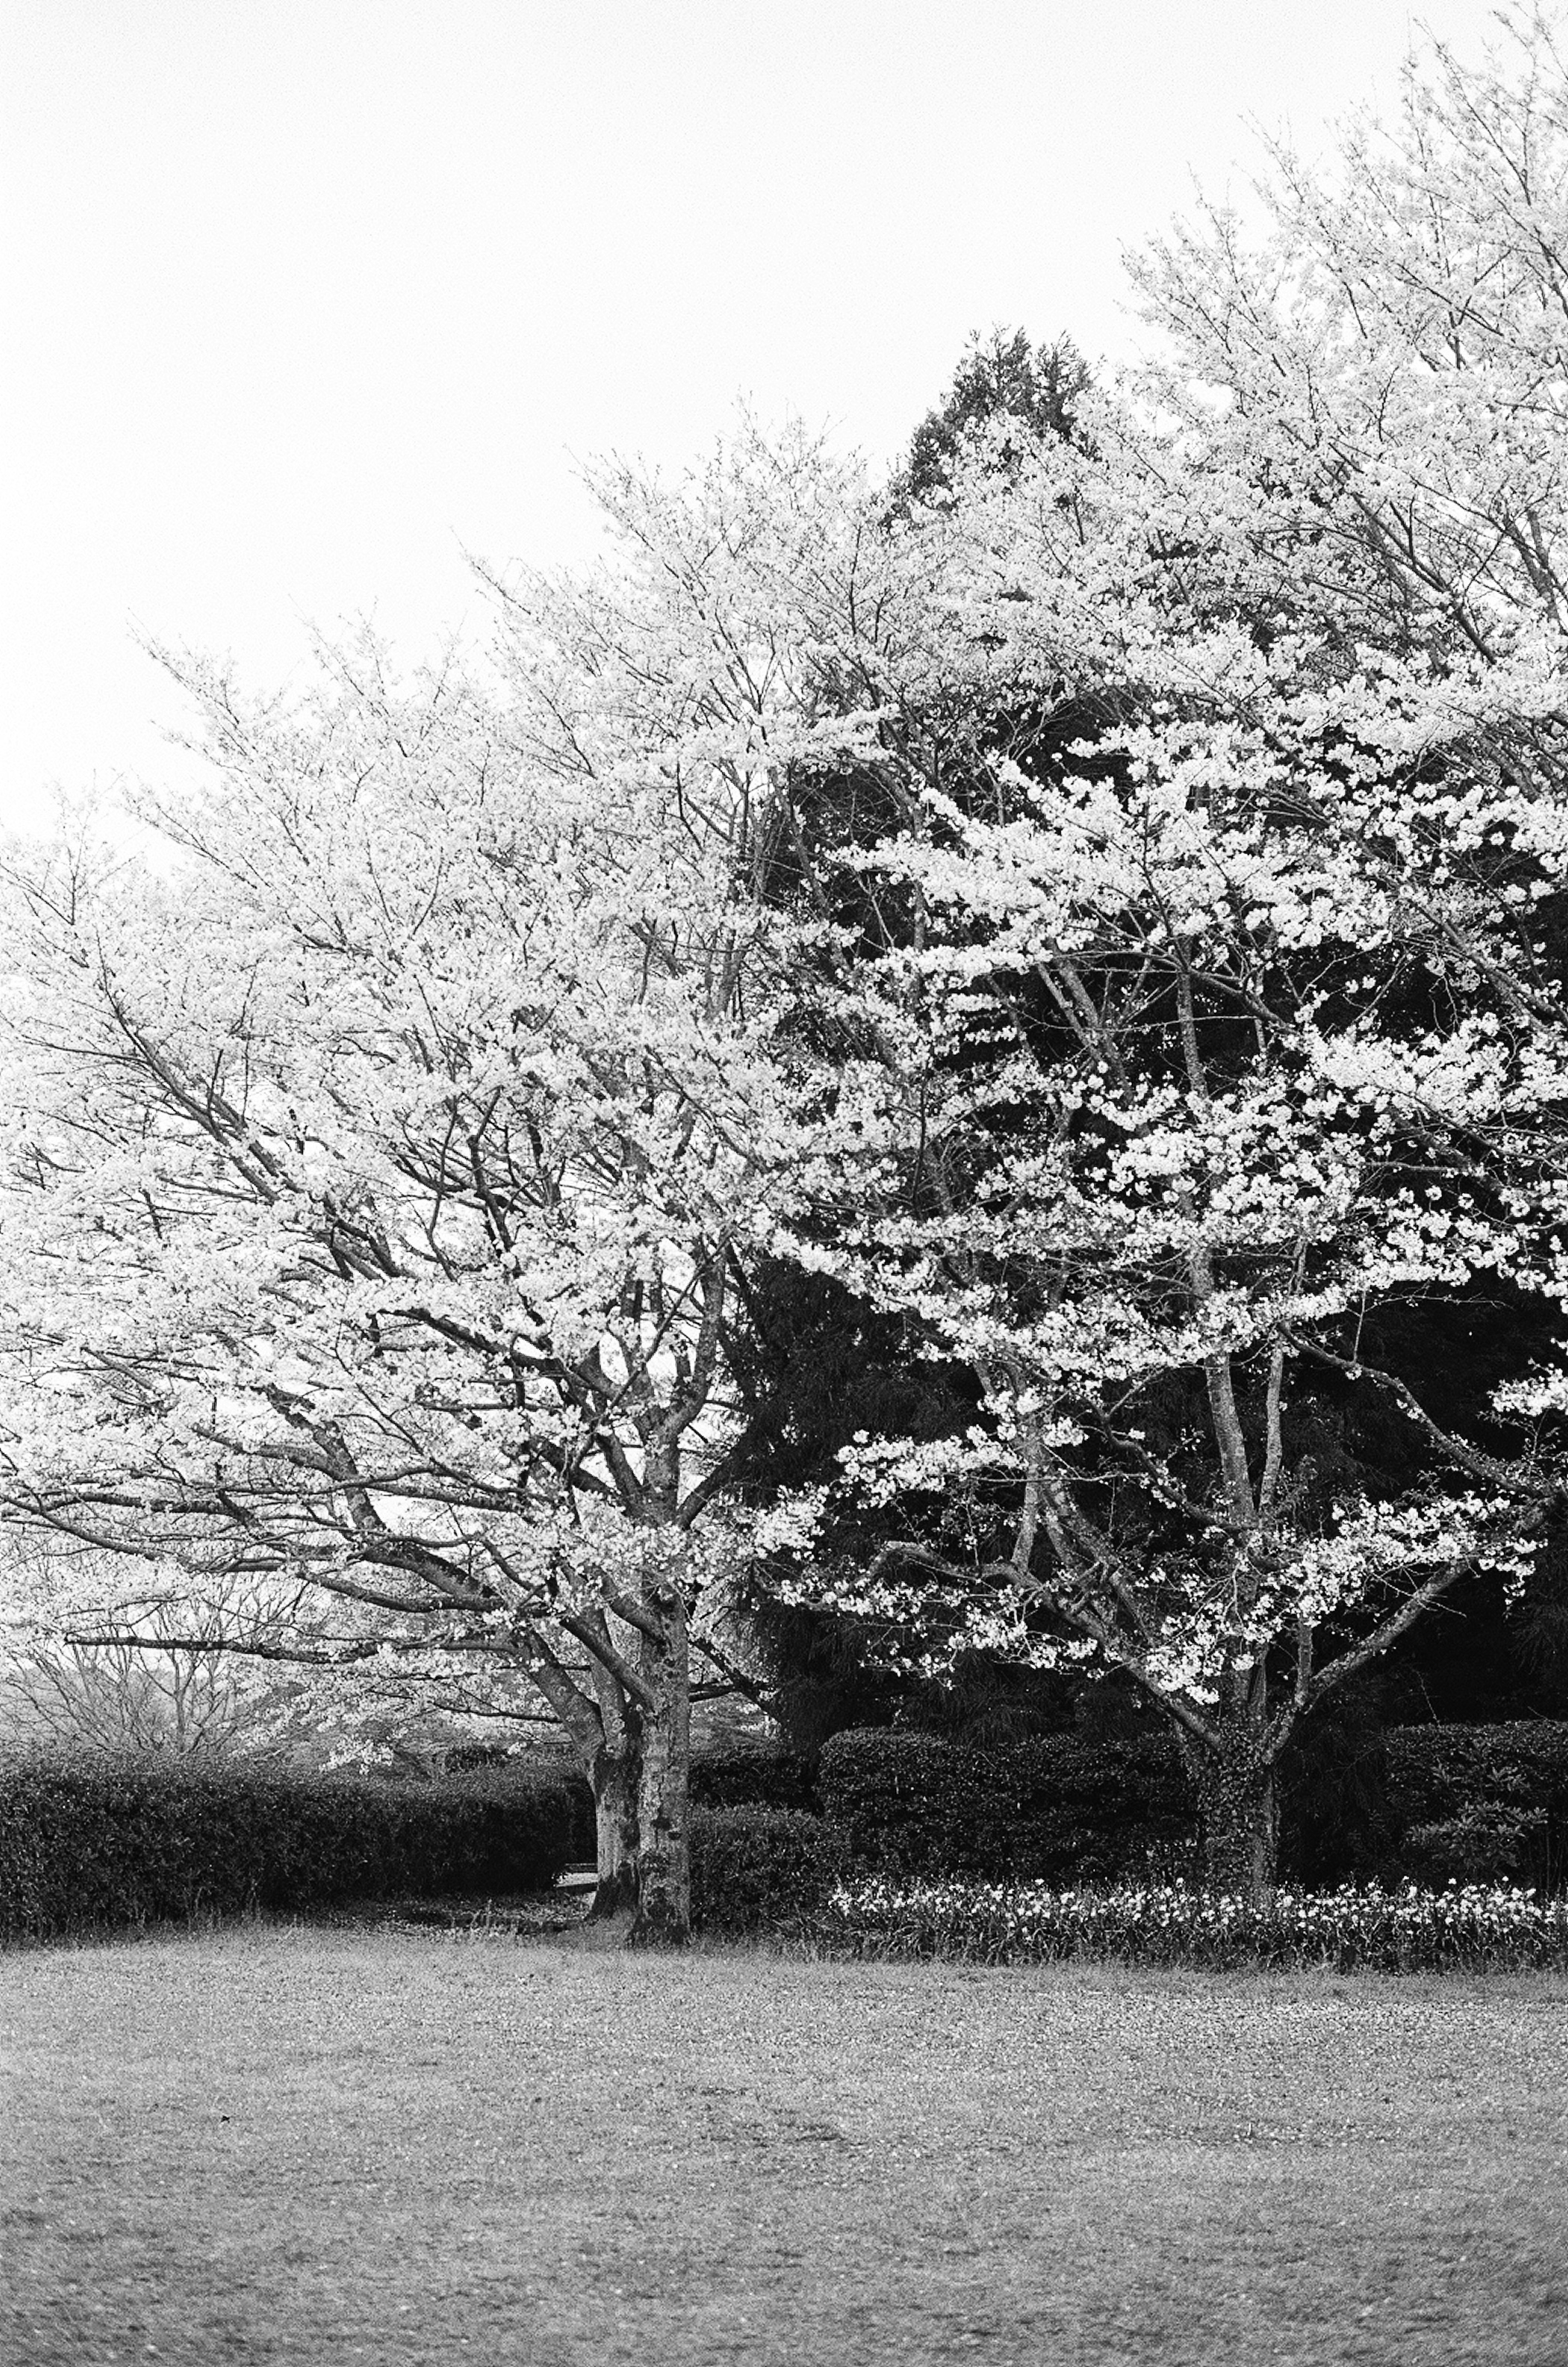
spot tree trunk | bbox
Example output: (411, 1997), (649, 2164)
(589, 1737), (641, 1920)
(571, 1628), (641, 1921)
(628, 1584), (690, 1948)
(1194, 1732), (1279, 1905)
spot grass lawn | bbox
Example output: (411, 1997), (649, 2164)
(2, 1924), (1566, 2366)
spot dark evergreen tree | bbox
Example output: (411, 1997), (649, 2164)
(895, 327), (1089, 508)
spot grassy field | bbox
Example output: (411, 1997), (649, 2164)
(2, 1924), (1566, 2366)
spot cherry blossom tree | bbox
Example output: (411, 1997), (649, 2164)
(0, 424), (876, 1941)
(749, 9), (1568, 1898)
(1131, 3), (1568, 662)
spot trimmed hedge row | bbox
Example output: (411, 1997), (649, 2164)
(0, 1752), (575, 1944)
(817, 1728), (1198, 1882)
(690, 1743), (817, 1814)
(689, 1805), (849, 1932)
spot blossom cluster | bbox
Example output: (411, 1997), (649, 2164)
(806, 1875), (1568, 1973)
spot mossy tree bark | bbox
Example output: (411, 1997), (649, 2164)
(628, 1582), (691, 1947)
(1192, 1727), (1280, 1904)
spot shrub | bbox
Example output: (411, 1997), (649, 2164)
(451, 1745), (595, 1858)
(0, 1751), (575, 1944)
(689, 1804), (851, 1933)
(817, 1727), (1196, 1882)
(382, 1763), (576, 1898)
(1387, 1722), (1568, 1891)
(806, 1874), (1568, 1973)
(690, 1743), (817, 1813)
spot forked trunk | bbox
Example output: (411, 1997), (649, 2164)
(589, 1739), (641, 1921)
(628, 1585), (690, 1948)
(558, 1585), (692, 1944)
(578, 1644), (642, 1922)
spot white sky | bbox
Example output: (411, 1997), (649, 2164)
(1, 0), (1498, 834)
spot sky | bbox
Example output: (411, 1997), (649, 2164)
(0, 0), (1503, 835)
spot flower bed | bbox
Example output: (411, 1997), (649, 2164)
(804, 1875), (1568, 1973)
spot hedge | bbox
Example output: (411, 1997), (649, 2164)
(817, 1727), (1197, 1883)
(1386, 1721), (1568, 1891)
(492, 1748), (596, 1860)
(0, 1752), (575, 1944)
(814, 1721), (1568, 1893)
(688, 1804), (850, 1932)
(690, 1743), (817, 1814)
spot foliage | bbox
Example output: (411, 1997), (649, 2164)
(817, 1726), (1197, 1882)
(1273, 1679), (1397, 1883)
(688, 1742), (818, 1812)
(724, 1591), (904, 1754)
(1387, 1718), (1568, 1890)
(895, 326), (1089, 506)
(0, 1751), (574, 1944)
(718, 1259), (960, 1743)
(443, 1743), (598, 1858)
(1506, 1524), (1568, 1710)
(814, 1718), (1568, 1895)
(808, 1874), (1568, 1972)
(442, 1741), (513, 1771)
(687, 1803), (851, 1932)
(898, 1656), (1086, 1745)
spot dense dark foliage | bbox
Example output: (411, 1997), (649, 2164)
(817, 1727), (1199, 1883)
(496, 1748), (597, 1859)
(688, 1804), (851, 1933)
(809, 1720), (1568, 1898)
(894, 325), (1090, 507)
(1387, 1721), (1568, 1892)
(688, 1743), (818, 1813)
(1276, 1681), (1398, 1884)
(0, 1752), (575, 1944)
(720, 1259), (962, 1746)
